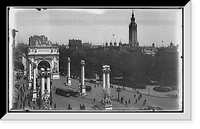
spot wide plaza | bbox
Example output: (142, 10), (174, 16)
(51, 76), (180, 111)
(14, 74), (180, 111)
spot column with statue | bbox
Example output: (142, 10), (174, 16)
(32, 63), (37, 101)
(80, 60), (86, 96)
(66, 57), (71, 86)
(46, 68), (51, 97)
(40, 68), (45, 97)
(41, 68), (51, 110)
(28, 61), (32, 89)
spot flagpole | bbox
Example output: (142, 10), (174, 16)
(162, 40), (164, 47)
(112, 34), (115, 43)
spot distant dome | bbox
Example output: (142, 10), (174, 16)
(105, 42), (108, 46)
(119, 40), (122, 46)
(170, 42), (174, 46)
(110, 42), (113, 46)
(152, 43), (155, 47)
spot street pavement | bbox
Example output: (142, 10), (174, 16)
(51, 76), (181, 111)
(13, 76), (181, 111)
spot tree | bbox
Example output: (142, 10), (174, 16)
(117, 50), (132, 63)
(72, 50), (86, 60)
(71, 50), (86, 76)
(116, 50), (133, 78)
(85, 57), (99, 78)
(154, 51), (179, 86)
(15, 42), (28, 55)
(13, 47), (25, 71)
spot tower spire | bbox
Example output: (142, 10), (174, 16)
(131, 9), (135, 22)
(132, 9), (134, 17)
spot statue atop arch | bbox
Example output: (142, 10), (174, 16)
(28, 35), (59, 79)
(29, 35), (52, 46)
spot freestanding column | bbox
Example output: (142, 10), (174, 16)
(81, 60), (86, 96)
(106, 66), (111, 89)
(67, 57), (71, 86)
(46, 68), (51, 97)
(32, 66), (37, 101)
(28, 63), (32, 89)
(41, 68), (45, 97)
(102, 65), (106, 89)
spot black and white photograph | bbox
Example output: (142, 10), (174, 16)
(5, 4), (192, 121)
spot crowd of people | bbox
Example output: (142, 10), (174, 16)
(117, 91), (147, 108)
(16, 80), (34, 110)
(14, 73), (54, 110)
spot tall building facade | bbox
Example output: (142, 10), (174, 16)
(129, 10), (139, 47)
(68, 39), (82, 50)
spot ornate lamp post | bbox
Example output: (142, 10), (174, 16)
(116, 86), (122, 102)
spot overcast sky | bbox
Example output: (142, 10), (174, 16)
(10, 8), (182, 46)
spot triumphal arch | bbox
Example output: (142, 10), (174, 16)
(28, 35), (60, 80)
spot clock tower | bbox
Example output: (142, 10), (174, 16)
(129, 10), (139, 47)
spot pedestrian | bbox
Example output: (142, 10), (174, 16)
(125, 101), (127, 105)
(28, 101), (30, 107)
(68, 104), (72, 110)
(134, 94), (136, 98)
(140, 94), (142, 99)
(93, 98), (96, 103)
(17, 96), (19, 101)
(24, 96), (26, 103)
(138, 96), (140, 100)
(23, 101), (25, 109)
(128, 99), (131, 104)
(143, 99), (146, 106)
(54, 103), (57, 109)
(135, 99), (137, 104)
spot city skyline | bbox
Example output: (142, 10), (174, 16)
(10, 8), (182, 46)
